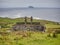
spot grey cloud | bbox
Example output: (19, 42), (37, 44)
(0, 0), (60, 8)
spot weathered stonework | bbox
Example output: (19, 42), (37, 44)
(12, 17), (45, 31)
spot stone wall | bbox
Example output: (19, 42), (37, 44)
(13, 24), (45, 31)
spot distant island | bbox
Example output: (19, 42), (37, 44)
(28, 6), (34, 8)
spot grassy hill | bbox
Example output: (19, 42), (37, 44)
(0, 17), (60, 31)
(0, 17), (60, 45)
(0, 17), (59, 24)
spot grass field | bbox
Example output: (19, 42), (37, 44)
(0, 31), (60, 45)
(0, 17), (60, 45)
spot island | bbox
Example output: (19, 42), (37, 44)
(28, 6), (34, 8)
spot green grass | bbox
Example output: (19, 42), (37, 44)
(0, 17), (60, 45)
(45, 24), (60, 28)
(0, 17), (59, 24)
(0, 31), (60, 45)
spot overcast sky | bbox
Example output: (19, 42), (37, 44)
(0, 0), (60, 8)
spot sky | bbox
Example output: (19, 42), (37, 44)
(0, 0), (60, 8)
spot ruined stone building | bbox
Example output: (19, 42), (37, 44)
(13, 16), (45, 31)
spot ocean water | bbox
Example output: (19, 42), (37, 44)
(0, 8), (60, 22)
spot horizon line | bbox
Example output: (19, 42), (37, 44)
(0, 7), (60, 9)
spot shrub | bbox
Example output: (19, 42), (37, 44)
(47, 33), (51, 37)
(52, 33), (57, 38)
(55, 29), (60, 34)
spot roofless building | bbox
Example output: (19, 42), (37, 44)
(13, 16), (45, 31)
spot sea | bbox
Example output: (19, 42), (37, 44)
(0, 8), (60, 22)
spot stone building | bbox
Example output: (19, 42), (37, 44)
(13, 16), (45, 31)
